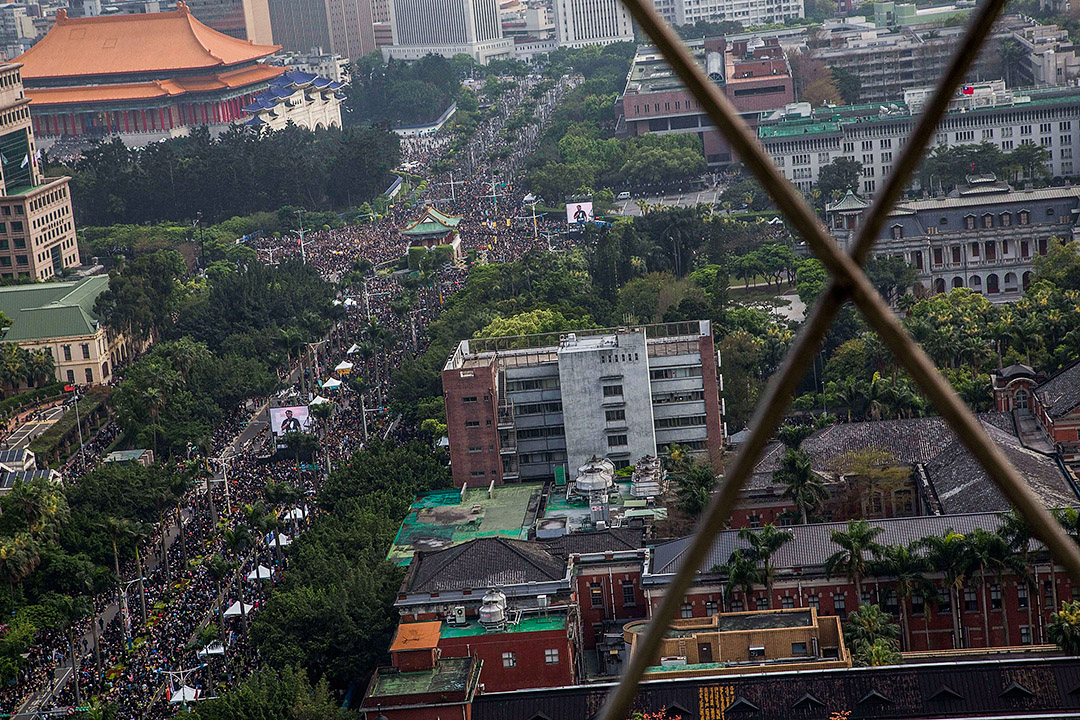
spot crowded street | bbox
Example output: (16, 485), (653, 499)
(6, 71), (585, 719)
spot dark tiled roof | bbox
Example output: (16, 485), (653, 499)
(999, 363), (1036, 379)
(926, 420), (1077, 514)
(1035, 360), (1080, 419)
(539, 528), (644, 559)
(472, 657), (1080, 720)
(754, 417), (953, 476)
(650, 512), (1007, 576)
(403, 536), (565, 593)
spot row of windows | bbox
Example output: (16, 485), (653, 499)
(590, 580), (637, 608)
(653, 389), (705, 404)
(649, 366), (702, 380)
(600, 351), (640, 364)
(514, 401), (562, 415)
(515, 425), (565, 439)
(502, 649), (560, 667)
(28, 185), (68, 214)
(655, 414), (707, 429)
(504, 377), (559, 392)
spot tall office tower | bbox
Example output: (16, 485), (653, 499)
(0, 63), (78, 280)
(554, 0), (633, 48)
(384, 0), (512, 63)
(186, 0), (274, 44)
(268, 0), (374, 60)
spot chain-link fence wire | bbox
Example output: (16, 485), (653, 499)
(597, 0), (1080, 717)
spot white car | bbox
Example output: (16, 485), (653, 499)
(616, 191), (632, 201)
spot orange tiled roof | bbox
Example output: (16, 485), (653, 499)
(16, 1), (280, 80)
(23, 64), (284, 106)
(388, 621), (442, 652)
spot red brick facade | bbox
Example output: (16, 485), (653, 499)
(443, 359), (503, 487)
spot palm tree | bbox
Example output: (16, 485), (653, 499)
(49, 594), (91, 705)
(825, 519), (884, 602)
(844, 603), (900, 656)
(871, 542), (929, 650)
(716, 549), (763, 611)
(965, 528), (1028, 647)
(223, 527), (252, 634)
(1000, 510), (1037, 642)
(0, 532), (40, 601)
(775, 449), (827, 524)
(919, 531), (972, 648)
(205, 554), (231, 641)
(76, 565), (113, 691)
(738, 524), (793, 606)
(1049, 600), (1080, 654)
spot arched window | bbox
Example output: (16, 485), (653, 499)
(934, 278), (946, 294)
(1023, 271), (1032, 290)
(1016, 388), (1030, 410)
(987, 273), (1000, 294)
(952, 276), (964, 288)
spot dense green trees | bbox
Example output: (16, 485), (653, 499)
(918, 141), (1052, 192)
(189, 666), (348, 720)
(251, 440), (449, 689)
(57, 125), (399, 226)
(347, 53), (476, 126)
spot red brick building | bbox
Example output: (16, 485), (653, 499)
(618, 37), (795, 166)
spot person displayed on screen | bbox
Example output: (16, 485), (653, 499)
(573, 205), (589, 224)
(280, 409), (302, 434)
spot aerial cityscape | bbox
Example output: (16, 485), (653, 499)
(0, 0), (1077, 717)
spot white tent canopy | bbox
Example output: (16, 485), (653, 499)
(309, 395), (330, 406)
(265, 533), (292, 547)
(346, 344), (361, 355)
(343, 298), (358, 307)
(170, 686), (201, 704)
(224, 601), (255, 617)
(322, 377), (342, 389)
(334, 361), (353, 372)
(247, 565), (273, 581)
(197, 643), (225, 658)
(285, 507), (308, 520)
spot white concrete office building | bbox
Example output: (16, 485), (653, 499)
(384, 0), (513, 63)
(554, 0), (634, 48)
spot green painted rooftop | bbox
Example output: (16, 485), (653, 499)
(440, 614), (567, 639)
(759, 87), (1080, 140)
(0, 275), (110, 342)
(401, 207), (462, 236)
(367, 657), (477, 698)
(387, 484), (543, 566)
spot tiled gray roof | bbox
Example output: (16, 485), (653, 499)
(404, 536), (566, 593)
(539, 527), (644, 558)
(650, 512), (1007, 576)
(926, 420), (1077, 514)
(1034, 360), (1080, 419)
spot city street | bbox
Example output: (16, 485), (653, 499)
(610, 187), (724, 215)
(5, 404), (67, 450)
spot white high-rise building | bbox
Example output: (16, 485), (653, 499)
(384, 0), (513, 63)
(673, 0), (803, 27)
(554, 0), (634, 48)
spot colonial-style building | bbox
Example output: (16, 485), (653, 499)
(14, 4), (337, 148)
(0, 275), (141, 386)
(994, 359), (1080, 466)
(826, 176), (1080, 302)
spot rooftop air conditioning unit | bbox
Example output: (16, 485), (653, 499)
(452, 606), (466, 625)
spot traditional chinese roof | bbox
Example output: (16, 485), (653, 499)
(24, 64), (283, 106)
(401, 207), (462, 237)
(16, 2), (280, 81)
(826, 189), (870, 212)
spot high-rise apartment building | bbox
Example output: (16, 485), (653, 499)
(553, 0), (633, 48)
(383, 0), (512, 63)
(0, 62), (78, 280)
(185, 0), (274, 44)
(268, 0), (374, 60)
(441, 321), (724, 487)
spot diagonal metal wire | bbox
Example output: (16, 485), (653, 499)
(597, 0), (1080, 717)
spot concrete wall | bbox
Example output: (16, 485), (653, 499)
(557, 330), (654, 473)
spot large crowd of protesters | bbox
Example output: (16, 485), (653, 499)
(5, 71), (587, 718)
